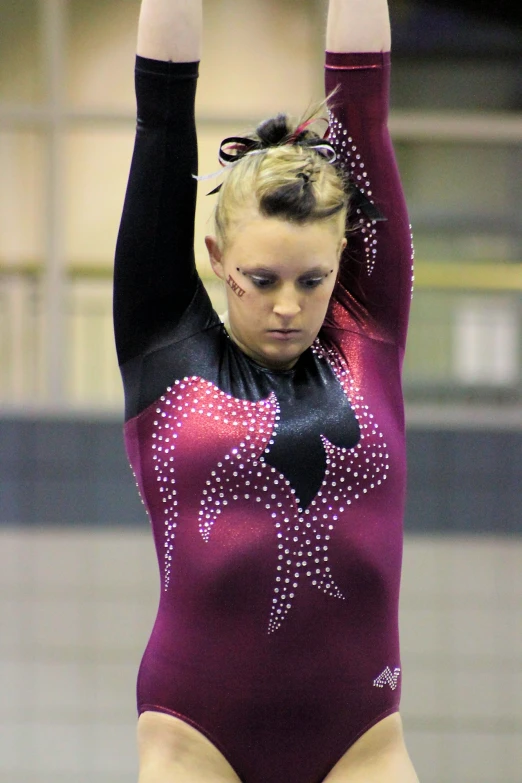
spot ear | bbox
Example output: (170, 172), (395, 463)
(339, 237), (347, 257)
(205, 235), (225, 280)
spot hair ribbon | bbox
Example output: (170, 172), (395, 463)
(193, 133), (386, 221)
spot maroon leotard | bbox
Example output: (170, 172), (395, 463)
(115, 50), (413, 783)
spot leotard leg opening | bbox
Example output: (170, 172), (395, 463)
(139, 705), (244, 782)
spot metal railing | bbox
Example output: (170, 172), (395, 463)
(1, 262), (521, 416)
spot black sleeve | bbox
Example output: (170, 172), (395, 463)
(113, 56), (200, 366)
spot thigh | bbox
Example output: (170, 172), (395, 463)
(137, 710), (242, 783)
(322, 713), (419, 783)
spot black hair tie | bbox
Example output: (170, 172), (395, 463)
(202, 133), (387, 222)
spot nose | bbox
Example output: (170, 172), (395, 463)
(272, 286), (301, 319)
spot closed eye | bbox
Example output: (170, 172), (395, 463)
(249, 275), (277, 289)
(299, 276), (325, 290)
(243, 271), (330, 290)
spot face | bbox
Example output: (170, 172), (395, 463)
(206, 214), (346, 370)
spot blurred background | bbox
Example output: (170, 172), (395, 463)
(0, 0), (520, 781)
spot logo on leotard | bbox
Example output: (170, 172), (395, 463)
(373, 666), (401, 690)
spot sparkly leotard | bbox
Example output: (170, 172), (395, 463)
(114, 50), (413, 783)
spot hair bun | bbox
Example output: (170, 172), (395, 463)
(255, 114), (291, 147)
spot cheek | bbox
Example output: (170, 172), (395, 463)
(310, 287), (335, 318)
(225, 273), (247, 300)
(227, 289), (264, 330)
(322, 277), (338, 308)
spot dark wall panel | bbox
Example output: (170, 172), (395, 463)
(0, 417), (520, 533)
(0, 418), (145, 526)
(406, 430), (521, 534)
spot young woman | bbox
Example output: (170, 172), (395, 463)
(114, 0), (418, 781)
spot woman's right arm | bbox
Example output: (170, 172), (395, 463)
(113, 0), (202, 367)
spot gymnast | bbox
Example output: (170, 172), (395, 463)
(114, 0), (418, 780)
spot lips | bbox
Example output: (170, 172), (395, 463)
(267, 330), (301, 341)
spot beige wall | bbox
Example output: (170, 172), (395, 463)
(1, 529), (521, 783)
(1, 0), (323, 270)
(0, 0), (326, 404)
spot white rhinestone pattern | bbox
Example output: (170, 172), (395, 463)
(198, 392), (279, 544)
(311, 340), (390, 511)
(328, 109), (379, 275)
(150, 349), (388, 633)
(373, 666), (401, 690)
(151, 377), (277, 591)
(409, 223), (415, 299)
(199, 421), (346, 633)
(131, 469), (146, 507)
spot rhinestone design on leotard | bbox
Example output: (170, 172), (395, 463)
(196, 344), (388, 634)
(409, 224), (415, 299)
(327, 110), (379, 275)
(197, 403), (347, 633)
(150, 345), (389, 630)
(151, 378), (277, 590)
(373, 666), (401, 690)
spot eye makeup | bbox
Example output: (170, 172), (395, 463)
(237, 267), (334, 291)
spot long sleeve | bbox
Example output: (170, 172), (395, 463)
(113, 56), (200, 366)
(324, 51), (413, 353)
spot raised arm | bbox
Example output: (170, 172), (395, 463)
(137, 0), (202, 62)
(324, 0), (412, 353)
(114, 0), (203, 368)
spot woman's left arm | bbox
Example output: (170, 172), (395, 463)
(324, 0), (413, 354)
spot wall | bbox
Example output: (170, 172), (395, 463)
(1, 527), (521, 783)
(1, 417), (521, 782)
(1, 417), (520, 533)
(1, 1), (521, 781)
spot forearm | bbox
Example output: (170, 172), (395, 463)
(326, 0), (391, 53)
(137, 0), (202, 61)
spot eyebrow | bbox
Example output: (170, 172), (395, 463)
(240, 266), (330, 277)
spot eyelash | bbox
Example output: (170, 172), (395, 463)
(249, 276), (325, 290)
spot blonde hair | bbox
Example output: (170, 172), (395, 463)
(213, 112), (349, 250)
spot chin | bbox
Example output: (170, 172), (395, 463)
(259, 344), (307, 370)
